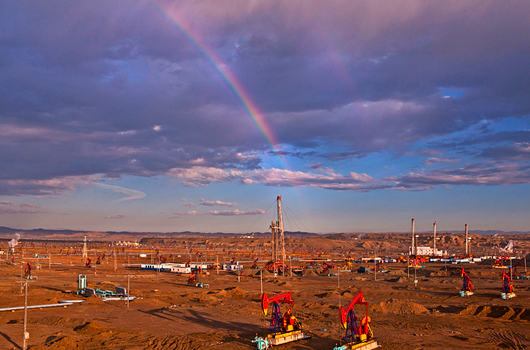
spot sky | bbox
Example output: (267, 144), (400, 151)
(1, 1), (529, 234)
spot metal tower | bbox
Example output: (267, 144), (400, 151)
(82, 236), (88, 260)
(269, 196), (286, 276)
(433, 221), (437, 257)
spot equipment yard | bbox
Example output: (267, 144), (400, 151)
(1, 233), (530, 350)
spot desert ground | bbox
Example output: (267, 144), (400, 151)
(1, 233), (529, 350)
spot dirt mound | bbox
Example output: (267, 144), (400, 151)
(362, 242), (374, 249)
(96, 281), (116, 290)
(48, 297), (60, 304)
(430, 270), (450, 277)
(388, 269), (407, 276)
(371, 299), (429, 314)
(315, 291), (339, 298)
(74, 321), (107, 335)
(30, 316), (86, 328)
(259, 269), (275, 276)
(340, 291), (357, 299)
(196, 290), (216, 302)
(475, 270), (501, 278)
(277, 281), (292, 287)
(303, 268), (319, 276)
(44, 335), (79, 349)
(388, 277), (408, 283)
(213, 286), (255, 300)
(239, 268), (252, 276)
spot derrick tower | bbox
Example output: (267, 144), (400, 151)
(270, 196), (286, 276)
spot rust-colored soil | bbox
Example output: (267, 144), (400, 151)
(0, 234), (529, 349)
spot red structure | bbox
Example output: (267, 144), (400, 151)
(339, 291), (378, 349)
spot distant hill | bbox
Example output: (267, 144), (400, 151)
(0, 226), (527, 241)
(0, 226), (316, 241)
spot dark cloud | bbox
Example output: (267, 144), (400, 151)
(1, 1), (530, 195)
(392, 162), (530, 190)
(481, 143), (530, 162)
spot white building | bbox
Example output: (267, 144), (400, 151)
(409, 246), (447, 256)
(171, 266), (192, 274)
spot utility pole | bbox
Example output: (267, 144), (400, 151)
(127, 273), (130, 309)
(277, 196), (286, 277)
(433, 221), (437, 257)
(20, 266), (23, 294)
(374, 257), (377, 281)
(270, 220), (277, 276)
(465, 224), (469, 257)
(23, 281), (28, 350)
(411, 219), (415, 257)
(407, 253), (410, 279)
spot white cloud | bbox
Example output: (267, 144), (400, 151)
(208, 209), (266, 216)
(424, 157), (460, 167)
(104, 214), (126, 219)
(171, 209), (266, 216)
(172, 210), (206, 216)
(166, 166), (391, 192)
(166, 167), (233, 187)
(94, 183), (146, 202)
(199, 199), (237, 207)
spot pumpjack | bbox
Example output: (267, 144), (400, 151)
(24, 263), (36, 279)
(187, 270), (209, 288)
(501, 269), (515, 299)
(459, 268), (474, 297)
(261, 292), (309, 345)
(335, 291), (379, 350)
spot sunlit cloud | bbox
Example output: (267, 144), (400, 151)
(208, 209), (266, 216)
(0, 201), (46, 214)
(199, 199), (237, 207)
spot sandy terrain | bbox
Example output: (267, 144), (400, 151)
(0, 233), (529, 349)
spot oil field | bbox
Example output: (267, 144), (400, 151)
(1, 213), (530, 350)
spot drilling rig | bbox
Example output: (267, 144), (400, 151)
(268, 196), (287, 277)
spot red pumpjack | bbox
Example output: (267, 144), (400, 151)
(459, 268), (474, 297)
(338, 291), (379, 350)
(501, 269), (515, 299)
(261, 292), (309, 345)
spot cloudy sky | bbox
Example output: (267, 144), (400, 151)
(1, 1), (529, 233)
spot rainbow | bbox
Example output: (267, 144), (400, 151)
(153, 3), (280, 150)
